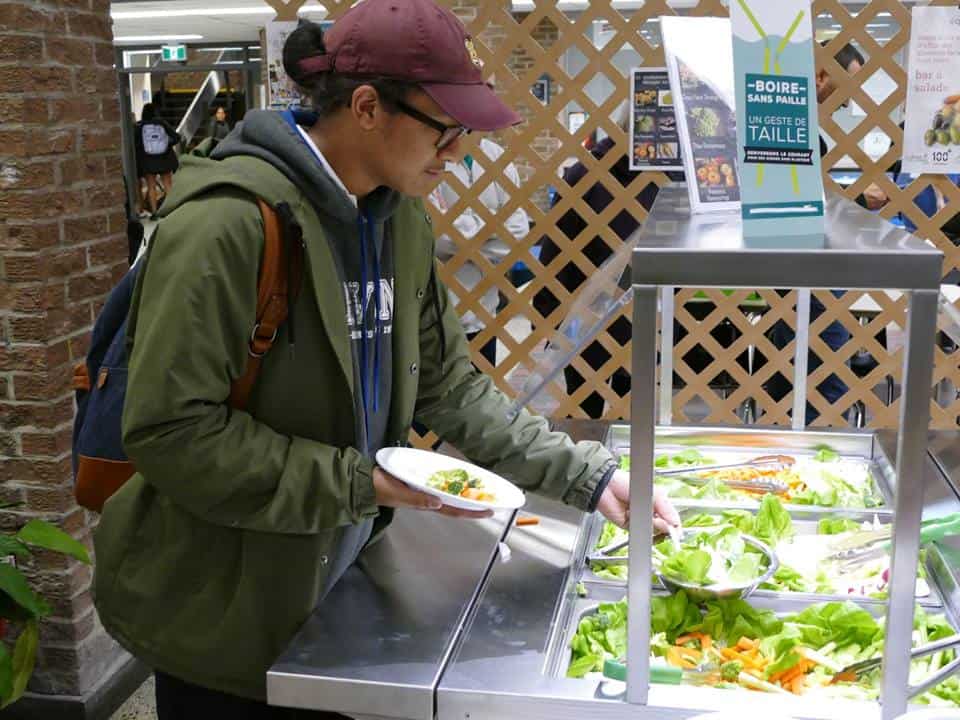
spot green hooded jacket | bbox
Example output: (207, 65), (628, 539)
(93, 124), (615, 700)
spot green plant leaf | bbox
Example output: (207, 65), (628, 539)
(3, 619), (38, 708)
(16, 521), (90, 564)
(0, 565), (50, 618)
(0, 641), (12, 705)
(0, 538), (30, 562)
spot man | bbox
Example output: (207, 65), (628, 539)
(93, 3), (678, 717)
(428, 132), (531, 367)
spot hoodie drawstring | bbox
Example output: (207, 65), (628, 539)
(357, 212), (382, 450)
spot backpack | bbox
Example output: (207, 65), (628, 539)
(142, 123), (170, 156)
(71, 198), (304, 512)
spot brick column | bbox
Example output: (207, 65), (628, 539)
(0, 0), (147, 715)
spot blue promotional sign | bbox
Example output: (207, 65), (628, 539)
(732, 1), (825, 237)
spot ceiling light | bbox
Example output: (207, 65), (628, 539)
(114, 34), (204, 42)
(112, 6), (327, 19)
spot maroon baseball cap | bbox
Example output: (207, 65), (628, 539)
(297, 0), (521, 132)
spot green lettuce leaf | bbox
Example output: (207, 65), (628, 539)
(753, 495), (794, 545)
(660, 548), (712, 585)
(817, 518), (862, 535)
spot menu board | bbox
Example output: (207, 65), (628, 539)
(662, 16), (741, 214)
(629, 68), (682, 172)
(902, 6), (960, 175)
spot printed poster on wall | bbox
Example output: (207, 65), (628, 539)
(731, 0), (824, 237)
(662, 16), (741, 214)
(902, 6), (960, 175)
(266, 21), (301, 109)
(629, 68), (682, 172)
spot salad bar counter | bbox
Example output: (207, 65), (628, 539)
(266, 428), (960, 720)
(437, 428), (960, 720)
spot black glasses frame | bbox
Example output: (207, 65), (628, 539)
(396, 100), (471, 151)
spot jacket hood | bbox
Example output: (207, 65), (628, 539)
(165, 109), (401, 225)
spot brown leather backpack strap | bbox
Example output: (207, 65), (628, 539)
(229, 198), (289, 410)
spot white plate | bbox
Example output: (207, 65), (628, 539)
(375, 447), (526, 511)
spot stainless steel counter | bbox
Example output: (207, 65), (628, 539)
(437, 428), (960, 720)
(267, 507), (512, 719)
(265, 428), (960, 720)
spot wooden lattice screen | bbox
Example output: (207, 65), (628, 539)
(267, 0), (960, 439)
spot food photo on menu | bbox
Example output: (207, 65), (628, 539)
(677, 58), (742, 204)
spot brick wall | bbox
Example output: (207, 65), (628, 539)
(0, 0), (130, 700)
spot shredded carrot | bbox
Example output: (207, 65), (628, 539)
(676, 632), (711, 651)
(720, 648), (738, 660)
(779, 665), (806, 686)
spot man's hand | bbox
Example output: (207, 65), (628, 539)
(596, 469), (681, 534)
(373, 466), (494, 519)
(863, 182), (889, 211)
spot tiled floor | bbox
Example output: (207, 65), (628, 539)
(109, 675), (156, 720)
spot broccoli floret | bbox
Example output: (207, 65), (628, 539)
(720, 660), (743, 682)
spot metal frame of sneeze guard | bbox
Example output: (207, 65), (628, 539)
(628, 186), (942, 720)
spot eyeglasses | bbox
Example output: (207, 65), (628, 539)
(396, 100), (471, 151)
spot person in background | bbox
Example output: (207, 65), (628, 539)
(533, 104), (683, 418)
(816, 41), (888, 211)
(208, 106), (232, 142)
(766, 41), (879, 424)
(428, 91), (530, 368)
(134, 102), (180, 220)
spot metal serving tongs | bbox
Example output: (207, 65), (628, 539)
(831, 633), (960, 698)
(656, 454), (794, 495)
(825, 513), (960, 571)
(655, 454), (795, 477)
(589, 523), (683, 567)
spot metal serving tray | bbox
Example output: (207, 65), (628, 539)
(606, 425), (893, 517)
(579, 510), (948, 609)
(555, 589), (957, 678)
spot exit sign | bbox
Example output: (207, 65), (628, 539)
(161, 45), (187, 62)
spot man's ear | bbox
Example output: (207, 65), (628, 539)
(351, 85), (381, 131)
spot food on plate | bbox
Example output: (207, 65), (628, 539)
(707, 169), (722, 185)
(567, 592), (960, 707)
(659, 116), (676, 132)
(637, 115), (656, 133)
(690, 106), (721, 137)
(696, 166), (710, 182)
(426, 468), (495, 502)
(661, 91), (674, 106)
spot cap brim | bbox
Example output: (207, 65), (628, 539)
(421, 82), (522, 132)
